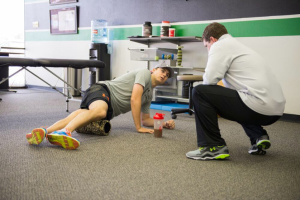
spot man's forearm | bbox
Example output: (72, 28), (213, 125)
(142, 118), (154, 127)
(142, 118), (169, 128)
(131, 99), (142, 130)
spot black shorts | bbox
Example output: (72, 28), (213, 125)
(80, 83), (113, 120)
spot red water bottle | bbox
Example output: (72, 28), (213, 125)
(153, 113), (165, 138)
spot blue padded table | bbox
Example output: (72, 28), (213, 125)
(0, 57), (105, 111)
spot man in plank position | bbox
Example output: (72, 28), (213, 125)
(26, 63), (176, 149)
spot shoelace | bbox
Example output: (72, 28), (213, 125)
(65, 128), (72, 137)
(199, 145), (225, 151)
(41, 126), (48, 133)
(45, 128), (72, 140)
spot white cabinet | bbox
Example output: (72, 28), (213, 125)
(128, 48), (178, 61)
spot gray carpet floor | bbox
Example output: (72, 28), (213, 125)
(0, 89), (300, 200)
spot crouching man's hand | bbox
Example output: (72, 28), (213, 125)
(137, 127), (154, 134)
(163, 120), (175, 129)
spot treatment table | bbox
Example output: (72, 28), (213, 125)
(0, 57), (105, 112)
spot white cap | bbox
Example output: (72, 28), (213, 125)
(154, 61), (174, 78)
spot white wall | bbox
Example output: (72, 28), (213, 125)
(25, 35), (300, 115)
(238, 36), (300, 115)
(25, 41), (90, 87)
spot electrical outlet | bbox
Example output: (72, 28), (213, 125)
(33, 21), (39, 28)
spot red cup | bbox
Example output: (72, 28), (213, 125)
(169, 28), (175, 37)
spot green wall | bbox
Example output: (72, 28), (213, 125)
(26, 17), (300, 41)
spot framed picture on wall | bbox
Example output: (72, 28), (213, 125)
(49, 0), (77, 5)
(50, 6), (78, 34)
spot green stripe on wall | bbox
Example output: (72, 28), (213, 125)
(225, 18), (300, 37)
(25, 17), (300, 41)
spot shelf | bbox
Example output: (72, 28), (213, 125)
(0, 52), (25, 55)
(128, 36), (202, 45)
(0, 47), (25, 55)
(155, 86), (177, 90)
(170, 67), (193, 69)
(128, 47), (178, 61)
(128, 35), (201, 104)
(1, 47), (25, 50)
(156, 95), (189, 103)
(128, 47), (178, 54)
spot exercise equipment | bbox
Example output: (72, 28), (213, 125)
(177, 46), (183, 67)
(75, 120), (111, 136)
(0, 57), (105, 111)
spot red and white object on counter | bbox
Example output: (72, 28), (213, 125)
(169, 28), (175, 37)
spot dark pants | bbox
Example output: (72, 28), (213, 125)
(192, 85), (281, 147)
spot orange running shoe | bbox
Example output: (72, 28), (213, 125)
(26, 128), (47, 145)
(46, 129), (80, 150)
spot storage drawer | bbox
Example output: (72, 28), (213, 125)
(128, 48), (177, 61)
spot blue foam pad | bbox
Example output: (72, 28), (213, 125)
(150, 102), (189, 111)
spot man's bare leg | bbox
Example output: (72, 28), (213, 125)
(46, 109), (87, 134)
(64, 100), (108, 132)
(47, 100), (108, 133)
(26, 109), (87, 145)
(46, 100), (109, 149)
(27, 100), (108, 147)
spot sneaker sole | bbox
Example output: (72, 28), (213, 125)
(26, 128), (46, 145)
(47, 134), (80, 150)
(186, 154), (230, 160)
(257, 140), (271, 150)
(248, 147), (266, 155)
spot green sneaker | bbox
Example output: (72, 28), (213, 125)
(256, 135), (271, 150)
(186, 145), (230, 160)
(248, 135), (270, 155)
(248, 144), (266, 155)
(47, 129), (80, 150)
(26, 128), (47, 145)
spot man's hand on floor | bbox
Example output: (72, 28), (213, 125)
(138, 127), (154, 134)
(164, 120), (175, 129)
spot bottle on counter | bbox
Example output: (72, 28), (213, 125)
(142, 21), (152, 37)
(160, 21), (170, 37)
(169, 28), (175, 37)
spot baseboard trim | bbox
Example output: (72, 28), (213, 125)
(26, 84), (63, 92)
(280, 114), (300, 123)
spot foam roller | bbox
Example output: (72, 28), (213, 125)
(75, 120), (111, 136)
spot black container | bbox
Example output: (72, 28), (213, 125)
(0, 53), (9, 90)
(160, 21), (170, 37)
(143, 21), (152, 37)
(89, 43), (111, 87)
(182, 74), (193, 98)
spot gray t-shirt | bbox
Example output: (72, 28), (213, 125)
(99, 69), (153, 119)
